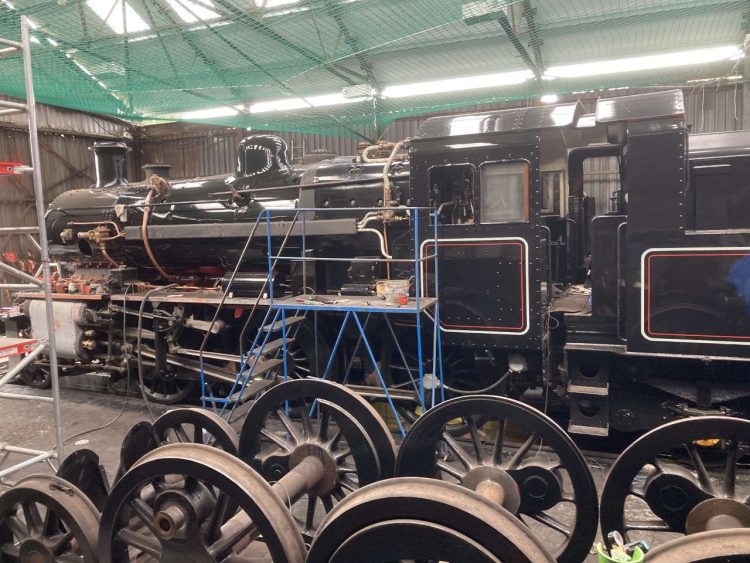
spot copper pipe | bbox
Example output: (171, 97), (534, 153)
(141, 188), (174, 281)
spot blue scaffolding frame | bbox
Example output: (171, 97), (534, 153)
(200, 206), (443, 435)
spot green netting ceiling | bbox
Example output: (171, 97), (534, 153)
(0, 0), (746, 138)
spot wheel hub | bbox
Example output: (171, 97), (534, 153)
(508, 465), (563, 514)
(643, 471), (710, 531)
(290, 443), (338, 497)
(462, 465), (521, 513)
(19, 539), (52, 563)
(686, 498), (750, 535)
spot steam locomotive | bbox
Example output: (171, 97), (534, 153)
(16, 89), (750, 436)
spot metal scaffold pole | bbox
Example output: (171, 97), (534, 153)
(0, 16), (65, 482)
(20, 15), (65, 460)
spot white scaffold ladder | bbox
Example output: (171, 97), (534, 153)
(0, 15), (65, 483)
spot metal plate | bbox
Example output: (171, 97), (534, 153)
(56, 448), (111, 512)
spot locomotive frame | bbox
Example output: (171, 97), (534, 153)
(13, 89), (750, 436)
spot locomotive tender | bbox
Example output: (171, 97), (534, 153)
(18, 89), (750, 436)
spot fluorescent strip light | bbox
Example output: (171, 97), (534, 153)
(165, 0), (219, 23)
(86, 0), (150, 34)
(181, 106), (239, 119)
(382, 69), (534, 98)
(546, 45), (742, 79)
(46, 37), (58, 46)
(250, 92), (365, 113)
(540, 94), (558, 103)
(253, 0), (300, 7)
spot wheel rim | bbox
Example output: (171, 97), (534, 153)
(396, 395), (598, 563)
(153, 408), (239, 455)
(0, 475), (100, 562)
(98, 443), (306, 563)
(307, 477), (554, 563)
(600, 416), (750, 550)
(139, 374), (196, 404)
(644, 528), (750, 562)
(239, 379), (396, 541)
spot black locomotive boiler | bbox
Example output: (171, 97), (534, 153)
(17, 89), (750, 435)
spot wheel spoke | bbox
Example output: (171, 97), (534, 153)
(174, 425), (190, 443)
(441, 433), (474, 469)
(318, 412), (331, 441)
(129, 498), (158, 535)
(193, 424), (204, 444)
(684, 443), (716, 495)
(492, 417), (505, 465)
(207, 491), (230, 541)
(5, 515), (28, 538)
(507, 433), (538, 470)
(276, 409), (302, 444)
(22, 502), (42, 532)
(326, 427), (344, 451)
(1, 544), (20, 557)
(260, 427), (294, 451)
(209, 520), (257, 558)
(304, 496), (317, 531)
(467, 417), (484, 463)
(299, 402), (314, 439)
(530, 512), (571, 538)
(48, 530), (74, 554)
(723, 440), (738, 497)
(116, 528), (162, 558)
(436, 459), (465, 480)
(333, 448), (352, 463)
(625, 518), (672, 532)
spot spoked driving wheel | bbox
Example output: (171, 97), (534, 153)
(0, 475), (100, 562)
(153, 408), (239, 455)
(138, 371), (196, 405)
(600, 416), (750, 550)
(307, 477), (554, 563)
(239, 379), (396, 541)
(98, 443), (306, 563)
(396, 395), (598, 563)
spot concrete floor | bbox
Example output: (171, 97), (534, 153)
(0, 375), (618, 561)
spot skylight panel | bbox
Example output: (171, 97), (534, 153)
(86, 0), (150, 35)
(165, 0), (220, 23)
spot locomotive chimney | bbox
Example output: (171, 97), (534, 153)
(141, 163), (173, 181)
(90, 141), (131, 188)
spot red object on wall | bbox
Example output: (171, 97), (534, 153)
(0, 162), (24, 175)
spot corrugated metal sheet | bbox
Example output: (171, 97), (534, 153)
(0, 95), (130, 139)
(684, 84), (743, 133)
(138, 122), (363, 179)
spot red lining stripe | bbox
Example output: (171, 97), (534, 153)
(646, 251), (750, 340)
(425, 241), (526, 331)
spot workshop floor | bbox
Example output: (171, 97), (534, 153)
(0, 376), (613, 561)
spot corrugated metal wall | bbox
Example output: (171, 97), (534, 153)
(138, 122), (362, 180)
(0, 98), (131, 261)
